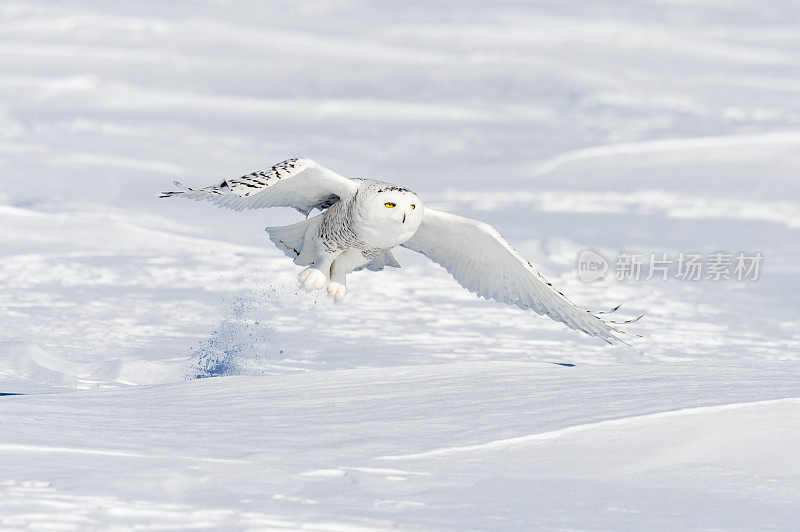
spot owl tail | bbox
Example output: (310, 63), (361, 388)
(265, 214), (323, 266)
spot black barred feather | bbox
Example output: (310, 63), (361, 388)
(159, 157), (358, 215)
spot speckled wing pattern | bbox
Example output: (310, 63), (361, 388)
(402, 208), (625, 344)
(159, 158), (358, 215)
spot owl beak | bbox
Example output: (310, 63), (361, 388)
(402, 213), (406, 223)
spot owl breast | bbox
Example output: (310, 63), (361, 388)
(317, 198), (367, 253)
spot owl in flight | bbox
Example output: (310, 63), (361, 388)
(160, 158), (637, 344)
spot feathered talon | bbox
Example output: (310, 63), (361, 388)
(327, 281), (347, 302)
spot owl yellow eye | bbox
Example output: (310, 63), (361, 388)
(410, 204), (415, 210)
(384, 202), (396, 208)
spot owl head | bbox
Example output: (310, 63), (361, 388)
(360, 182), (424, 233)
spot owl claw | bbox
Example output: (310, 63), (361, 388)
(327, 281), (347, 303)
(300, 267), (328, 292)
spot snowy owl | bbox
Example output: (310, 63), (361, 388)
(160, 158), (638, 344)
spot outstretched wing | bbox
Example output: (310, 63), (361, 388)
(402, 208), (627, 344)
(159, 157), (358, 215)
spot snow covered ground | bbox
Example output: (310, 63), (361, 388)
(1, 0), (800, 529)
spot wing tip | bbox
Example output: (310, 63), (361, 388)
(157, 181), (189, 199)
(157, 190), (182, 198)
(586, 303), (644, 347)
(597, 321), (643, 348)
